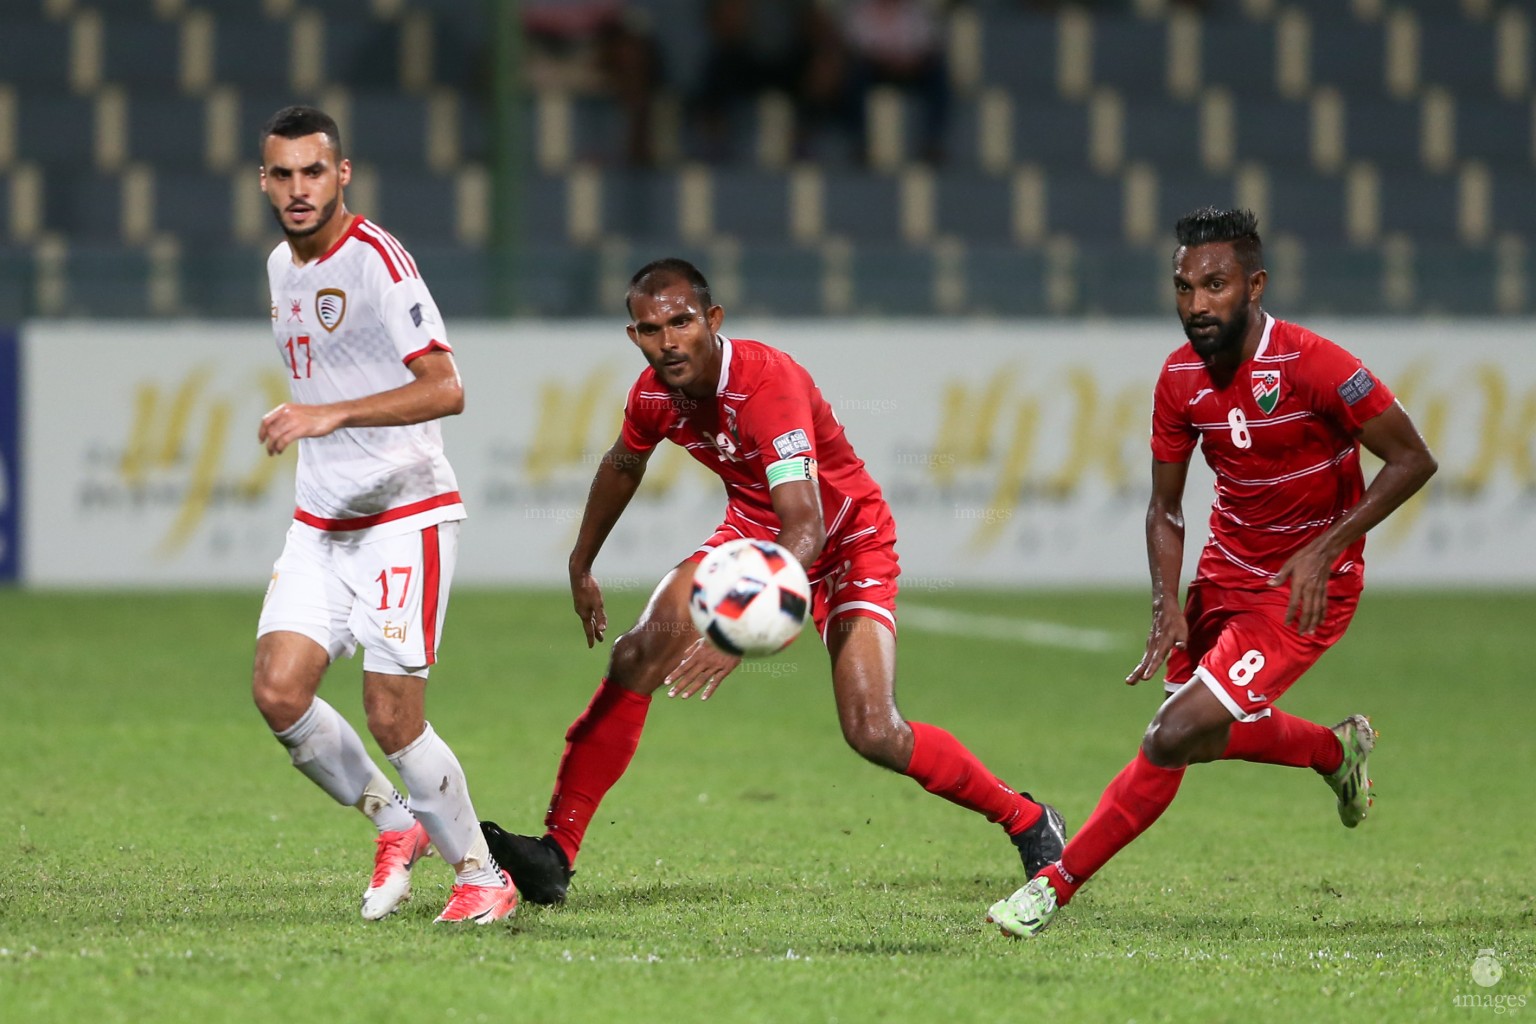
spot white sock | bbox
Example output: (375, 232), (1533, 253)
(388, 722), (502, 886)
(274, 698), (385, 810)
(354, 771), (417, 835)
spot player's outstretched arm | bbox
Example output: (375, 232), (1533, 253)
(1271, 400), (1437, 633)
(767, 478), (826, 570)
(568, 436), (652, 647)
(1128, 458), (1191, 685)
(257, 350), (464, 455)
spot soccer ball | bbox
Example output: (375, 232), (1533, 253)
(689, 539), (811, 657)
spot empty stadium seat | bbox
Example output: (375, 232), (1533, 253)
(43, 171), (125, 241)
(1200, 20), (1279, 97)
(211, 17), (295, 90)
(100, 15), (183, 89)
(733, 243), (831, 317)
(848, 243), (936, 315)
(934, 172), (1016, 245)
(1121, 98), (1205, 172)
(371, 168), (458, 245)
(1377, 171), (1460, 241)
(1091, 18), (1168, 97)
(1309, 21), (1387, 95)
(125, 92), (210, 167)
(1415, 243), (1502, 314)
(1417, 17), (1502, 96)
(1231, 97), (1314, 168)
(1457, 99), (1534, 168)
(1296, 242), (1388, 314)
(152, 169), (237, 243)
(1343, 98), (1423, 166)
(822, 172), (904, 244)
(14, 92), (99, 167)
(980, 12), (1059, 99)
(64, 243), (154, 316)
(965, 244), (1052, 316)
(1266, 170), (1351, 243)
(1011, 98), (1093, 169)
(710, 168), (793, 244)
(0, 19), (74, 90)
(322, 16), (403, 90)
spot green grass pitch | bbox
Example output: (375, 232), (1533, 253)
(1, 587), (1530, 1023)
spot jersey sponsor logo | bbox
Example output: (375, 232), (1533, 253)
(1252, 370), (1281, 415)
(773, 428), (812, 459)
(315, 288), (347, 333)
(383, 619), (408, 643)
(1337, 367), (1377, 406)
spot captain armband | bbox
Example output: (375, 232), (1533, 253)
(766, 456), (818, 489)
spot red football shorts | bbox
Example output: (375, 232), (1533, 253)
(1163, 581), (1359, 722)
(688, 525), (900, 643)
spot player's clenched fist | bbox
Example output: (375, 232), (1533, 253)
(258, 402), (340, 455)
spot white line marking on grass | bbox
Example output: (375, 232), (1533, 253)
(899, 604), (1122, 652)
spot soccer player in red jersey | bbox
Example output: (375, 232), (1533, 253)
(481, 258), (1065, 903)
(987, 208), (1438, 938)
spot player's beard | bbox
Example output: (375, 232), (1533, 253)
(272, 192), (340, 239)
(1183, 303), (1249, 359)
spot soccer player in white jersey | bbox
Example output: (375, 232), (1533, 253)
(250, 105), (516, 924)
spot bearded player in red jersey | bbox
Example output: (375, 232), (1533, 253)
(987, 208), (1438, 938)
(481, 258), (1065, 903)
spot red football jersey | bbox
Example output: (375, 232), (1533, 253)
(621, 336), (894, 577)
(1151, 315), (1397, 591)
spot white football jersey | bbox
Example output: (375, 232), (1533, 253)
(267, 216), (464, 541)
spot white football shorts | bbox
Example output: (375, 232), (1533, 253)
(257, 520), (459, 678)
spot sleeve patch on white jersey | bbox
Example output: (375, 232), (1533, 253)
(773, 428), (812, 459)
(409, 302), (435, 328)
(1337, 368), (1376, 406)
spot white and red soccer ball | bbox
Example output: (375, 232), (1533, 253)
(689, 539), (810, 657)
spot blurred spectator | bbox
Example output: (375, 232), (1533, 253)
(523, 0), (663, 166)
(694, 0), (849, 163)
(843, 0), (950, 164)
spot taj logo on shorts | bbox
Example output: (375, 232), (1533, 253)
(383, 620), (408, 643)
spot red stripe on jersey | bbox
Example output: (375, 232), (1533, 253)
(351, 229), (402, 282)
(403, 339), (452, 364)
(358, 220), (418, 280)
(294, 490), (463, 531)
(420, 525), (441, 665)
(313, 215), (365, 264)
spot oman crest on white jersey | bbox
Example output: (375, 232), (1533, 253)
(1252, 370), (1281, 414)
(316, 288), (347, 332)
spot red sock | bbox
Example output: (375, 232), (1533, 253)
(1222, 710), (1343, 774)
(904, 722), (1042, 833)
(1042, 750), (1185, 905)
(543, 679), (650, 866)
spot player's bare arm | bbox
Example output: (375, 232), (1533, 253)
(767, 478), (826, 569)
(258, 350), (464, 455)
(1272, 400), (1437, 633)
(568, 436), (652, 647)
(1129, 458), (1191, 684)
(667, 476), (823, 701)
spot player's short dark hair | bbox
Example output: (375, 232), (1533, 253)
(628, 258), (713, 316)
(261, 105), (343, 161)
(1174, 206), (1264, 275)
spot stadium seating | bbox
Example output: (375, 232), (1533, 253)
(0, 0), (1532, 320)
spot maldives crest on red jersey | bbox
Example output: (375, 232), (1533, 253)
(1252, 369), (1281, 414)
